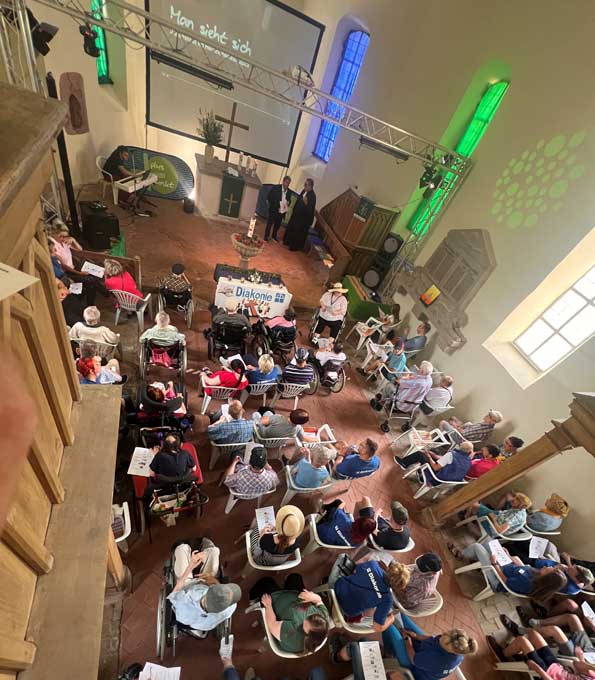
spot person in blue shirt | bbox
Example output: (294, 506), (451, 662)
(291, 444), (333, 489)
(333, 439), (380, 479)
(357, 337), (407, 382)
(382, 618), (477, 680)
(243, 353), (281, 385)
(316, 497), (376, 548)
(395, 440), (474, 486)
(333, 561), (410, 633)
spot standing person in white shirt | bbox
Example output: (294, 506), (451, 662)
(265, 175), (291, 242)
(312, 282), (348, 345)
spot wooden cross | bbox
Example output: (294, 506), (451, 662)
(215, 102), (250, 163)
(223, 193), (238, 215)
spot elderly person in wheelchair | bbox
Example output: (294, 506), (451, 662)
(141, 311), (186, 346)
(168, 538), (241, 638)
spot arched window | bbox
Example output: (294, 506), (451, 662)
(313, 30), (369, 162)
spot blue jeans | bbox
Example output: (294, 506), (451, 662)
(223, 668), (241, 680)
(381, 614), (425, 668)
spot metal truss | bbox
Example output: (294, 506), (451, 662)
(32, 0), (471, 179)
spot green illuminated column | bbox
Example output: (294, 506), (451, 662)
(407, 81), (509, 237)
(91, 0), (112, 84)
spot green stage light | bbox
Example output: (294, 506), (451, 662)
(90, 0), (112, 84)
(407, 80), (509, 237)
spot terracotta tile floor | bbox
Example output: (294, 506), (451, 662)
(102, 198), (501, 679)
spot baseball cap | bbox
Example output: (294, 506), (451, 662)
(204, 583), (242, 613)
(295, 348), (309, 361)
(392, 337), (405, 351)
(249, 446), (267, 470)
(416, 552), (442, 573)
(391, 501), (409, 524)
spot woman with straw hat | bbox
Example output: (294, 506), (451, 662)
(312, 281), (349, 345)
(250, 505), (305, 567)
(527, 493), (570, 533)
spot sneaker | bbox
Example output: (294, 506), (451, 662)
(186, 628), (208, 639)
(394, 456), (408, 470)
(516, 606), (533, 628)
(500, 614), (522, 637)
(486, 635), (506, 662)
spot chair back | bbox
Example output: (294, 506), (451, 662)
(244, 531), (302, 572)
(296, 423), (336, 448)
(110, 289), (144, 311)
(215, 321), (249, 344)
(395, 590), (443, 617)
(246, 382), (276, 396)
(201, 375), (240, 400)
(96, 155), (107, 174)
(74, 338), (118, 360)
(368, 535), (415, 554)
(285, 465), (335, 494)
(278, 382), (309, 398)
(254, 427), (294, 449)
(230, 487), (276, 502)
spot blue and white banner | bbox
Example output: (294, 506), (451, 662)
(215, 278), (292, 318)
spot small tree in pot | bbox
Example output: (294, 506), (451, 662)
(198, 109), (223, 163)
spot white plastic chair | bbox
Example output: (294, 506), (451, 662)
(244, 602), (329, 658)
(280, 464), (336, 505)
(360, 339), (394, 371)
(302, 513), (356, 556)
(345, 316), (384, 351)
(269, 382), (310, 409)
(201, 374), (242, 415)
(73, 337), (119, 361)
(352, 534), (415, 561)
(254, 426), (295, 460)
(224, 487), (276, 515)
(403, 462), (468, 500)
(455, 515), (533, 543)
(325, 587), (375, 635)
(454, 559), (533, 602)
(96, 155), (118, 204)
(392, 427), (450, 457)
(112, 502), (131, 548)
(524, 523), (561, 537)
(240, 530), (302, 578)
(110, 290), (151, 334)
(209, 440), (252, 470)
(240, 381), (276, 407)
(294, 423), (336, 448)
(395, 589), (443, 618)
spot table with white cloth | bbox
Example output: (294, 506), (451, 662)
(214, 267), (292, 319)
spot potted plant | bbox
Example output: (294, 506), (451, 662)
(198, 109), (223, 163)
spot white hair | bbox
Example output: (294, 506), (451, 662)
(459, 441), (474, 453)
(155, 311), (171, 329)
(83, 306), (101, 326)
(224, 298), (238, 312)
(418, 361), (434, 376)
(311, 444), (333, 466)
(488, 409), (503, 423)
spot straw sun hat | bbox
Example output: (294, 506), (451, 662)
(275, 505), (305, 540)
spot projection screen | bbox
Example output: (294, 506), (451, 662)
(145, 0), (325, 167)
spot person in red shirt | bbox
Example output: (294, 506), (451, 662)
(200, 359), (249, 397)
(104, 258), (143, 299)
(467, 444), (501, 479)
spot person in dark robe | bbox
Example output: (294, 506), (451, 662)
(283, 178), (316, 251)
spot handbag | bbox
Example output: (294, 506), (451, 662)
(151, 347), (172, 367)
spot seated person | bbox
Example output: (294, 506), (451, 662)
(77, 356), (125, 385)
(517, 597), (595, 639)
(102, 145), (133, 181)
(358, 337), (407, 380)
(498, 435), (524, 460)
(265, 307), (297, 335)
(316, 496), (376, 548)
(383, 620), (477, 679)
(464, 491), (532, 537)
(148, 434), (196, 490)
(49, 236), (99, 306)
(403, 321), (431, 353)
(104, 258), (143, 306)
(268, 349), (315, 407)
(69, 305), (119, 345)
(420, 375), (454, 415)
(439, 409), (503, 444)
(141, 381), (187, 414)
(223, 445), (279, 496)
(50, 239), (69, 283)
(314, 341), (346, 367)
(333, 438), (380, 479)
(373, 501), (411, 551)
(289, 444), (333, 489)
(201, 360), (249, 398)
(487, 627), (595, 680)
(248, 573), (329, 654)
(253, 408), (310, 440)
(168, 539), (241, 637)
(56, 278), (86, 326)
(527, 493), (569, 533)
(212, 297), (251, 332)
(399, 553), (442, 610)
(466, 444), (501, 478)
(207, 399), (253, 445)
(243, 353), (281, 386)
(371, 304), (401, 343)
(389, 360), (434, 412)
(332, 560), (410, 633)
(450, 541), (568, 598)
(140, 311), (186, 346)
(249, 505), (305, 567)
(159, 263), (192, 304)
(395, 440), (475, 486)
(49, 224), (83, 276)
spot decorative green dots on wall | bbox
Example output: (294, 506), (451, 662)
(491, 131), (587, 229)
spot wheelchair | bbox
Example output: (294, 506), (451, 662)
(308, 308), (346, 343)
(158, 287), (194, 329)
(205, 319), (250, 360)
(156, 539), (231, 660)
(135, 381), (189, 426)
(139, 338), (186, 383)
(251, 317), (296, 364)
(370, 380), (421, 433)
(306, 357), (347, 395)
(132, 428), (208, 539)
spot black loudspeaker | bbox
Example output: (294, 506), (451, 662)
(80, 201), (120, 250)
(362, 234), (403, 289)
